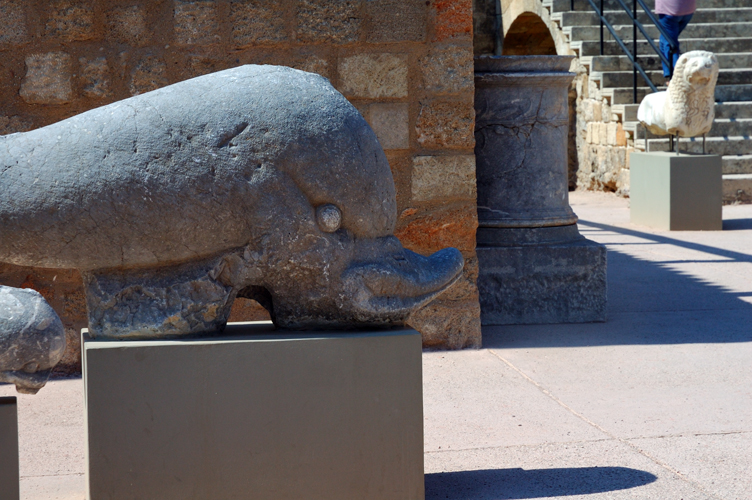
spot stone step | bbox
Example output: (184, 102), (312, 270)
(723, 174), (752, 204)
(559, 8), (752, 27)
(576, 37), (752, 56)
(596, 68), (752, 88)
(715, 102), (752, 119)
(550, 0), (739, 13)
(716, 85), (752, 102)
(568, 22), (752, 42)
(643, 136), (752, 156)
(723, 155), (752, 175)
(588, 52), (752, 72)
(628, 118), (752, 141)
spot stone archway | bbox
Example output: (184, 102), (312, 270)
(502, 12), (556, 55)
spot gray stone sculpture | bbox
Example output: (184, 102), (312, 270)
(0, 286), (66, 394)
(0, 65), (464, 339)
(638, 51), (719, 138)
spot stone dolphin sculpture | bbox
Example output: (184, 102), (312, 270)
(0, 286), (66, 393)
(0, 65), (464, 338)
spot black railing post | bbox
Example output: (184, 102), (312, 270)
(633, 0), (638, 102)
(599, 0), (604, 55)
(571, 0), (574, 10)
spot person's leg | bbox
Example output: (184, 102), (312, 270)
(671, 14), (694, 72)
(657, 14), (681, 79)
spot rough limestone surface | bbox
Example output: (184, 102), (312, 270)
(0, 0), (27, 45)
(338, 53), (409, 99)
(0, 65), (464, 339)
(19, 52), (74, 105)
(0, 286), (66, 394)
(412, 155), (476, 202)
(638, 51), (719, 138)
(368, 103), (409, 150)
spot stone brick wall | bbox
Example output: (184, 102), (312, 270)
(574, 80), (634, 196)
(0, 0), (481, 371)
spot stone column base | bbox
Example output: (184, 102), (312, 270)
(83, 323), (424, 500)
(477, 238), (607, 325)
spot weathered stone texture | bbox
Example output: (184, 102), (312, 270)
(367, 103), (409, 150)
(291, 54), (330, 79)
(433, 0), (473, 41)
(46, 1), (96, 42)
(338, 53), (408, 98)
(0, 116), (33, 135)
(20, 52), (74, 105)
(396, 204), (478, 255)
(0, 1), (27, 45)
(412, 155), (476, 201)
(107, 6), (149, 45)
(231, 0), (287, 46)
(129, 56), (168, 96)
(366, 0), (426, 43)
(174, 0), (220, 46)
(416, 100), (475, 149)
(408, 258), (480, 349)
(80, 57), (111, 98)
(420, 47), (473, 95)
(297, 0), (361, 43)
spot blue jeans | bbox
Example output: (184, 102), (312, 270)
(658, 13), (693, 78)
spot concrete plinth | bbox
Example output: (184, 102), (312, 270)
(83, 322), (424, 500)
(0, 397), (19, 500)
(477, 236), (607, 325)
(630, 152), (722, 231)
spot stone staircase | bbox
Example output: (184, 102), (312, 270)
(545, 0), (752, 203)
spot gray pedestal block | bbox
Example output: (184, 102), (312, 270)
(630, 152), (722, 231)
(477, 238), (607, 325)
(0, 397), (19, 500)
(83, 322), (424, 500)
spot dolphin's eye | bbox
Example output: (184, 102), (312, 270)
(316, 204), (342, 232)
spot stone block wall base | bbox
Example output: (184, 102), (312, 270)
(83, 322), (424, 500)
(477, 239), (607, 325)
(630, 152), (722, 231)
(0, 397), (20, 500)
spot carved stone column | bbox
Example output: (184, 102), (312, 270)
(474, 56), (607, 325)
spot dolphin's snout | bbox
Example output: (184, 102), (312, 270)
(343, 246), (464, 318)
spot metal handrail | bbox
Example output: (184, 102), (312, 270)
(569, 0), (680, 103)
(585, 0), (658, 98)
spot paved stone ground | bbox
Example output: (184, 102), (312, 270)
(2, 190), (751, 499)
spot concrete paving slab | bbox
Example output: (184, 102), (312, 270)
(423, 351), (604, 452)
(484, 337), (752, 438)
(628, 432), (752, 500)
(425, 439), (717, 500)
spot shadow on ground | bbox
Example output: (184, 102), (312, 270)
(425, 466), (657, 499)
(483, 220), (752, 348)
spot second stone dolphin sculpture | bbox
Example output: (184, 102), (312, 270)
(0, 65), (464, 339)
(0, 286), (66, 393)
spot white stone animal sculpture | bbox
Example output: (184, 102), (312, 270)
(637, 50), (719, 137)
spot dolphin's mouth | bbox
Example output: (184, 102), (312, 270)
(342, 246), (465, 319)
(0, 369), (53, 395)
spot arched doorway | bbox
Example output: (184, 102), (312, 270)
(502, 12), (557, 55)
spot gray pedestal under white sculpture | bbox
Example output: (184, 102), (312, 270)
(474, 56), (607, 325)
